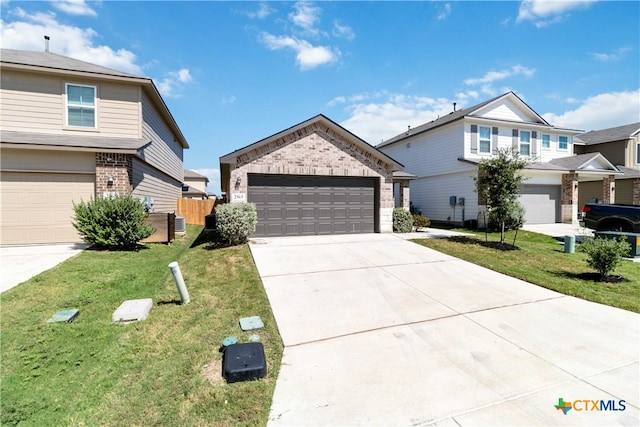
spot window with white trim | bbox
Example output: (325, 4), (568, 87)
(519, 130), (531, 156)
(479, 126), (491, 154)
(558, 135), (568, 150)
(636, 142), (640, 164)
(66, 83), (96, 128)
(542, 133), (550, 149)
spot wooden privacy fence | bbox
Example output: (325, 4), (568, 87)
(177, 198), (215, 225)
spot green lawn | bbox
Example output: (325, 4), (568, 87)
(413, 229), (640, 313)
(1, 225), (283, 426)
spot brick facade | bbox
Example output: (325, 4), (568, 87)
(561, 172), (578, 224)
(95, 152), (133, 196)
(229, 122), (395, 232)
(602, 174), (615, 204)
(633, 178), (640, 205)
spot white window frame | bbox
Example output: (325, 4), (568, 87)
(541, 133), (551, 150)
(479, 126), (491, 154)
(65, 83), (97, 128)
(636, 142), (640, 164)
(519, 130), (531, 156)
(558, 135), (568, 151)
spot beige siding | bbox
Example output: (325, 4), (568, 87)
(140, 92), (183, 182)
(1, 147), (95, 173)
(184, 177), (207, 193)
(131, 157), (181, 213)
(615, 179), (634, 205)
(0, 69), (140, 138)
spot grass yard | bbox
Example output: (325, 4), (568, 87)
(1, 225), (283, 426)
(413, 229), (640, 313)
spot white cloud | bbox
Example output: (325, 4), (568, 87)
(517, 0), (596, 27)
(49, 0), (97, 17)
(543, 89), (640, 131)
(192, 168), (221, 195)
(437, 3), (451, 21)
(464, 65), (535, 85)
(156, 68), (194, 98)
(247, 2), (275, 19)
(332, 20), (354, 41)
(336, 92), (472, 144)
(289, 1), (322, 36)
(260, 32), (339, 70)
(590, 46), (632, 62)
(221, 95), (237, 105)
(1, 7), (142, 75)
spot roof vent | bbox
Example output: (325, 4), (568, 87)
(453, 102), (457, 112)
(44, 35), (50, 52)
(406, 125), (411, 135)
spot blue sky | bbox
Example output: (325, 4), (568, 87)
(2, 0), (639, 194)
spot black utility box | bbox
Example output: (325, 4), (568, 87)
(223, 342), (267, 383)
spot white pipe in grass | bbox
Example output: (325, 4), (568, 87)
(168, 261), (190, 304)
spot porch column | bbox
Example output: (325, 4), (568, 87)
(602, 175), (616, 204)
(561, 172), (579, 224)
(633, 178), (640, 205)
(400, 181), (410, 210)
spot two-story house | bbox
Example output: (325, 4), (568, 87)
(0, 48), (189, 245)
(182, 170), (210, 199)
(377, 91), (620, 226)
(574, 122), (640, 206)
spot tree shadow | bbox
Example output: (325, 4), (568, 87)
(556, 270), (630, 283)
(446, 236), (520, 251)
(190, 228), (238, 250)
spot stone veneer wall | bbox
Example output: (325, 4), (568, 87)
(561, 172), (578, 224)
(95, 152), (133, 196)
(602, 175), (615, 204)
(230, 123), (395, 232)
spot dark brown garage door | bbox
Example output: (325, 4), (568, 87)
(248, 174), (376, 237)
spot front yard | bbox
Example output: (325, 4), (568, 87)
(1, 225), (283, 426)
(2, 226), (638, 426)
(414, 229), (640, 313)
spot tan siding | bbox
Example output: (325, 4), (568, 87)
(616, 179), (634, 205)
(1, 69), (141, 138)
(140, 92), (183, 182)
(131, 157), (181, 213)
(1, 70), (63, 131)
(1, 148), (95, 173)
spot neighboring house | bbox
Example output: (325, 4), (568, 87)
(0, 48), (189, 245)
(220, 114), (409, 237)
(182, 170), (210, 199)
(377, 91), (621, 225)
(574, 122), (640, 206)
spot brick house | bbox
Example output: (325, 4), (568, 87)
(0, 48), (189, 244)
(219, 114), (409, 237)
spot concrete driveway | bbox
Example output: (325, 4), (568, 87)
(0, 243), (88, 294)
(249, 233), (639, 426)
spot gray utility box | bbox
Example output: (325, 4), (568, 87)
(594, 231), (640, 258)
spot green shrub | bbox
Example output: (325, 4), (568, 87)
(215, 202), (257, 245)
(579, 236), (631, 279)
(393, 208), (413, 233)
(72, 195), (155, 249)
(412, 214), (431, 229)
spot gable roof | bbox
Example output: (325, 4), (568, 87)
(548, 152), (620, 172)
(574, 122), (640, 145)
(220, 114), (404, 171)
(0, 48), (189, 149)
(184, 169), (209, 182)
(377, 91), (579, 149)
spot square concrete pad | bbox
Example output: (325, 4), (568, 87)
(112, 298), (153, 322)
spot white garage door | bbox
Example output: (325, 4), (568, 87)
(1, 172), (95, 244)
(518, 185), (561, 224)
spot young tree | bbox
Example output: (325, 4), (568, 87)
(475, 148), (529, 245)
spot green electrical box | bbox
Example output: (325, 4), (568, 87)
(594, 231), (640, 258)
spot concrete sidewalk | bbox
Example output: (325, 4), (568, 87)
(249, 233), (639, 426)
(1, 243), (88, 294)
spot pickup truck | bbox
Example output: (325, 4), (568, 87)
(580, 203), (640, 233)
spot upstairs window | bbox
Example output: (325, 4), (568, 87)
(479, 126), (491, 154)
(558, 135), (568, 150)
(519, 130), (531, 156)
(542, 134), (551, 149)
(637, 142), (640, 164)
(66, 84), (96, 128)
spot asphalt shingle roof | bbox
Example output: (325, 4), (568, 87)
(1, 130), (145, 151)
(574, 122), (640, 145)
